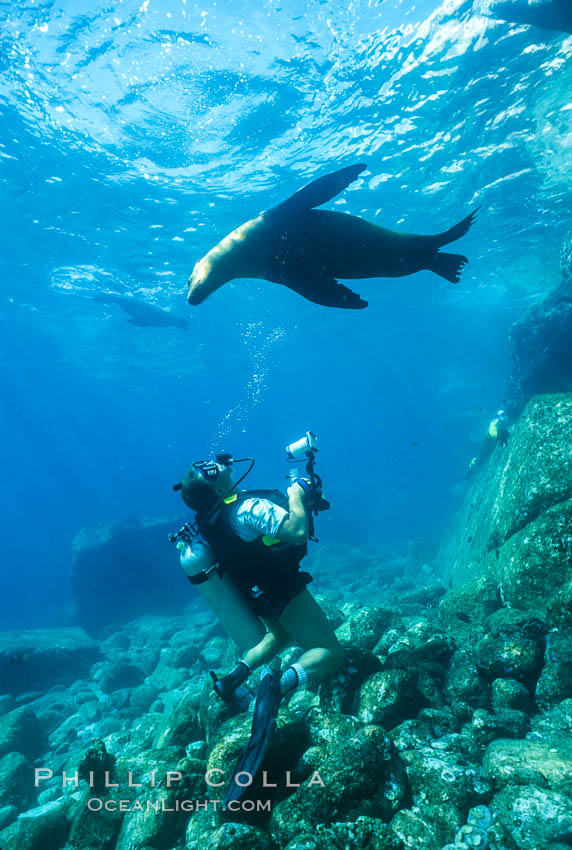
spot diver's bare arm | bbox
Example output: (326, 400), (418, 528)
(276, 484), (309, 545)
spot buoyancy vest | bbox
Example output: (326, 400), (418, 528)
(197, 489), (307, 594)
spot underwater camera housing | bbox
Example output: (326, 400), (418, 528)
(285, 431), (330, 524)
(285, 431), (319, 460)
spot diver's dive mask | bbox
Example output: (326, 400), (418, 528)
(172, 452), (235, 490)
(192, 459), (225, 482)
(193, 452), (235, 486)
(170, 453), (255, 544)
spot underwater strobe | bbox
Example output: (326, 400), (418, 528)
(285, 431), (330, 541)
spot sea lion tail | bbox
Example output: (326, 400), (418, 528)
(435, 207), (479, 248)
(428, 252), (468, 284)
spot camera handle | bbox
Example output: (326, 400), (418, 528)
(303, 451), (321, 542)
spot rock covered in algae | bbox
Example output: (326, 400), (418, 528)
(269, 709), (406, 845)
(548, 576), (572, 627)
(489, 785), (572, 850)
(0, 805), (17, 830)
(0, 751), (36, 811)
(437, 393), (572, 613)
(77, 736), (116, 791)
(438, 577), (501, 629)
(474, 611), (547, 684)
(358, 669), (426, 728)
(112, 756), (206, 850)
(380, 621), (456, 671)
(319, 647), (382, 715)
(484, 734), (572, 794)
(470, 707), (530, 748)
(151, 688), (201, 749)
(508, 234), (572, 408)
(444, 649), (488, 709)
(0, 705), (46, 760)
(389, 804), (463, 850)
(0, 798), (70, 850)
(336, 607), (399, 651)
(400, 745), (492, 809)
(316, 816), (403, 849)
(536, 629), (572, 707)
(496, 498), (572, 612)
(65, 785), (123, 850)
(187, 816), (278, 850)
(490, 677), (530, 712)
(95, 659), (146, 694)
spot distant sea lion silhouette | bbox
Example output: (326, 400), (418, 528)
(93, 293), (188, 329)
(476, 0), (572, 33)
(187, 163), (478, 310)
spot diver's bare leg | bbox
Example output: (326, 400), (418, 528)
(241, 618), (289, 669)
(277, 590), (344, 682)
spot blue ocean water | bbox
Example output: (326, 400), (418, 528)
(0, 0), (570, 629)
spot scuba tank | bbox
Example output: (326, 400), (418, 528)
(178, 542), (265, 652)
(172, 454), (266, 652)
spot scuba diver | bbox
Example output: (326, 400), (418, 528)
(462, 409), (510, 480)
(171, 435), (343, 802)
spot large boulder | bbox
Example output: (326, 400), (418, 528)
(0, 627), (100, 696)
(474, 611), (546, 685)
(484, 736), (572, 794)
(0, 752), (36, 811)
(536, 629), (572, 708)
(507, 232), (572, 411)
(437, 394), (572, 615)
(358, 669), (425, 729)
(187, 813), (278, 850)
(508, 289), (572, 410)
(70, 516), (190, 636)
(400, 746), (493, 809)
(269, 709), (406, 844)
(0, 706), (46, 760)
(489, 785), (572, 850)
(335, 607), (398, 651)
(0, 798), (70, 850)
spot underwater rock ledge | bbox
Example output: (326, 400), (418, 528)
(437, 392), (572, 617)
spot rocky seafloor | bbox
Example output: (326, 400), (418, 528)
(0, 569), (571, 850)
(1, 392), (571, 849)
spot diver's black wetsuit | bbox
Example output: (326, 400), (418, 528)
(198, 489), (312, 618)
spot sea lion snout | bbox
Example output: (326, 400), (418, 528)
(187, 263), (207, 304)
(187, 256), (228, 305)
(187, 278), (203, 305)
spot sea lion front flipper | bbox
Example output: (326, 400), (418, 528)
(281, 276), (368, 310)
(270, 163), (367, 215)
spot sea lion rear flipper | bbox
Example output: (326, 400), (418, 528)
(282, 276), (368, 310)
(270, 163), (367, 215)
(434, 207), (480, 248)
(428, 252), (468, 284)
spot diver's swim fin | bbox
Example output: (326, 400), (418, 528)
(210, 670), (253, 711)
(223, 661), (283, 807)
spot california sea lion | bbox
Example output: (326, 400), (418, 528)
(93, 293), (188, 329)
(187, 163), (478, 310)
